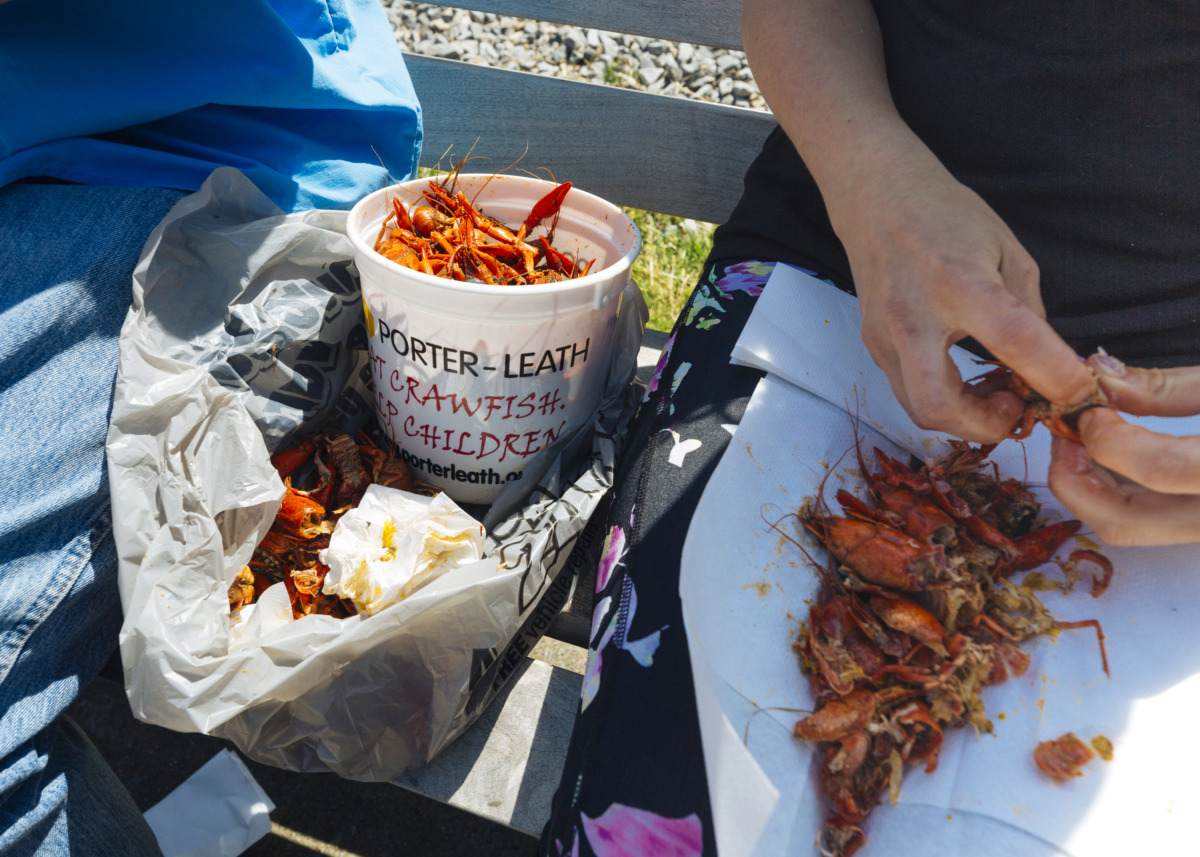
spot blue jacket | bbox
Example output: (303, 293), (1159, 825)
(0, 0), (422, 212)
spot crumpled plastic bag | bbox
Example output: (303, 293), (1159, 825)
(107, 167), (645, 780)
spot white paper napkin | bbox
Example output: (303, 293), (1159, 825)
(682, 265), (1200, 857)
(143, 749), (274, 857)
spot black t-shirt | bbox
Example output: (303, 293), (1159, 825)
(712, 1), (1200, 367)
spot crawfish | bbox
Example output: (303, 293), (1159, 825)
(868, 596), (948, 656)
(802, 515), (949, 592)
(801, 595), (869, 696)
(227, 566), (257, 610)
(857, 442), (1015, 564)
(974, 362), (1113, 443)
(275, 483), (333, 539)
(1034, 732), (1096, 781)
(230, 430), (421, 618)
(373, 166), (594, 286)
(794, 688), (878, 743)
(789, 434), (1115, 857)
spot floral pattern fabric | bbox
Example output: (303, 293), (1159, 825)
(541, 259), (813, 857)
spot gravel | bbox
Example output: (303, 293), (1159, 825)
(382, 0), (769, 111)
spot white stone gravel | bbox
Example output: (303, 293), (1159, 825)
(382, 0), (769, 111)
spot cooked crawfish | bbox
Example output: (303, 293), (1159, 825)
(373, 169), (595, 286)
(229, 429), (430, 620)
(783, 434), (1113, 857)
(973, 362), (1113, 443)
(1034, 732), (1096, 781)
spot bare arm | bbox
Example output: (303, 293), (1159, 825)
(743, 1), (1200, 547)
(742, 0), (1095, 442)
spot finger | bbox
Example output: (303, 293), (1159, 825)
(954, 288), (1094, 408)
(861, 290), (1026, 441)
(893, 336), (1026, 441)
(1086, 355), (1200, 417)
(996, 241), (1045, 316)
(1076, 407), (1200, 494)
(1049, 436), (1200, 546)
(942, 236), (1090, 408)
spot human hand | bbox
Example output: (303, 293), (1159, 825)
(1047, 355), (1200, 546)
(742, 0), (1093, 440)
(826, 145), (1095, 443)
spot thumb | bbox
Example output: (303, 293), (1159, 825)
(1087, 351), (1200, 417)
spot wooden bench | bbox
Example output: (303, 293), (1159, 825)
(389, 0), (777, 838)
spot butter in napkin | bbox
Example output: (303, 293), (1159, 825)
(320, 485), (485, 616)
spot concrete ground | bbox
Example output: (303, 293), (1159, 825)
(68, 638), (586, 857)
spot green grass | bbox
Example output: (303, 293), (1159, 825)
(625, 208), (714, 332)
(602, 56), (638, 89)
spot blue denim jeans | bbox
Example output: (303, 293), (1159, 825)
(0, 183), (184, 856)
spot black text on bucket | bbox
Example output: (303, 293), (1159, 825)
(375, 320), (590, 378)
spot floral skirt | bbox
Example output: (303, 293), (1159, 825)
(540, 259), (782, 857)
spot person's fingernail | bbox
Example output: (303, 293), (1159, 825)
(1088, 347), (1127, 378)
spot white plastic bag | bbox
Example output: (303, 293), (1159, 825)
(107, 168), (645, 779)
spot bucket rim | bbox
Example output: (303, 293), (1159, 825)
(347, 173), (642, 299)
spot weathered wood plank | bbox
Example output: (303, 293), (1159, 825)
(392, 658), (582, 836)
(406, 55), (776, 223)
(421, 0), (743, 51)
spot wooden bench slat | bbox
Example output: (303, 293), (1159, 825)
(392, 657), (582, 837)
(406, 55), (777, 224)
(415, 0), (744, 51)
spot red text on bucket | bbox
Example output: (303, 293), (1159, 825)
(369, 319), (595, 475)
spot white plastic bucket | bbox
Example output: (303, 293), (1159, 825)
(347, 173), (642, 505)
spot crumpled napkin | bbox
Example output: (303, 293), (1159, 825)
(143, 749), (274, 857)
(320, 486), (485, 616)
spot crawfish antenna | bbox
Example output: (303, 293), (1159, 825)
(761, 505), (839, 585)
(472, 139), (526, 207)
(370, 144), (398, 187)
(444, 140), (482, 194)
(840, 392), (876, 493)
